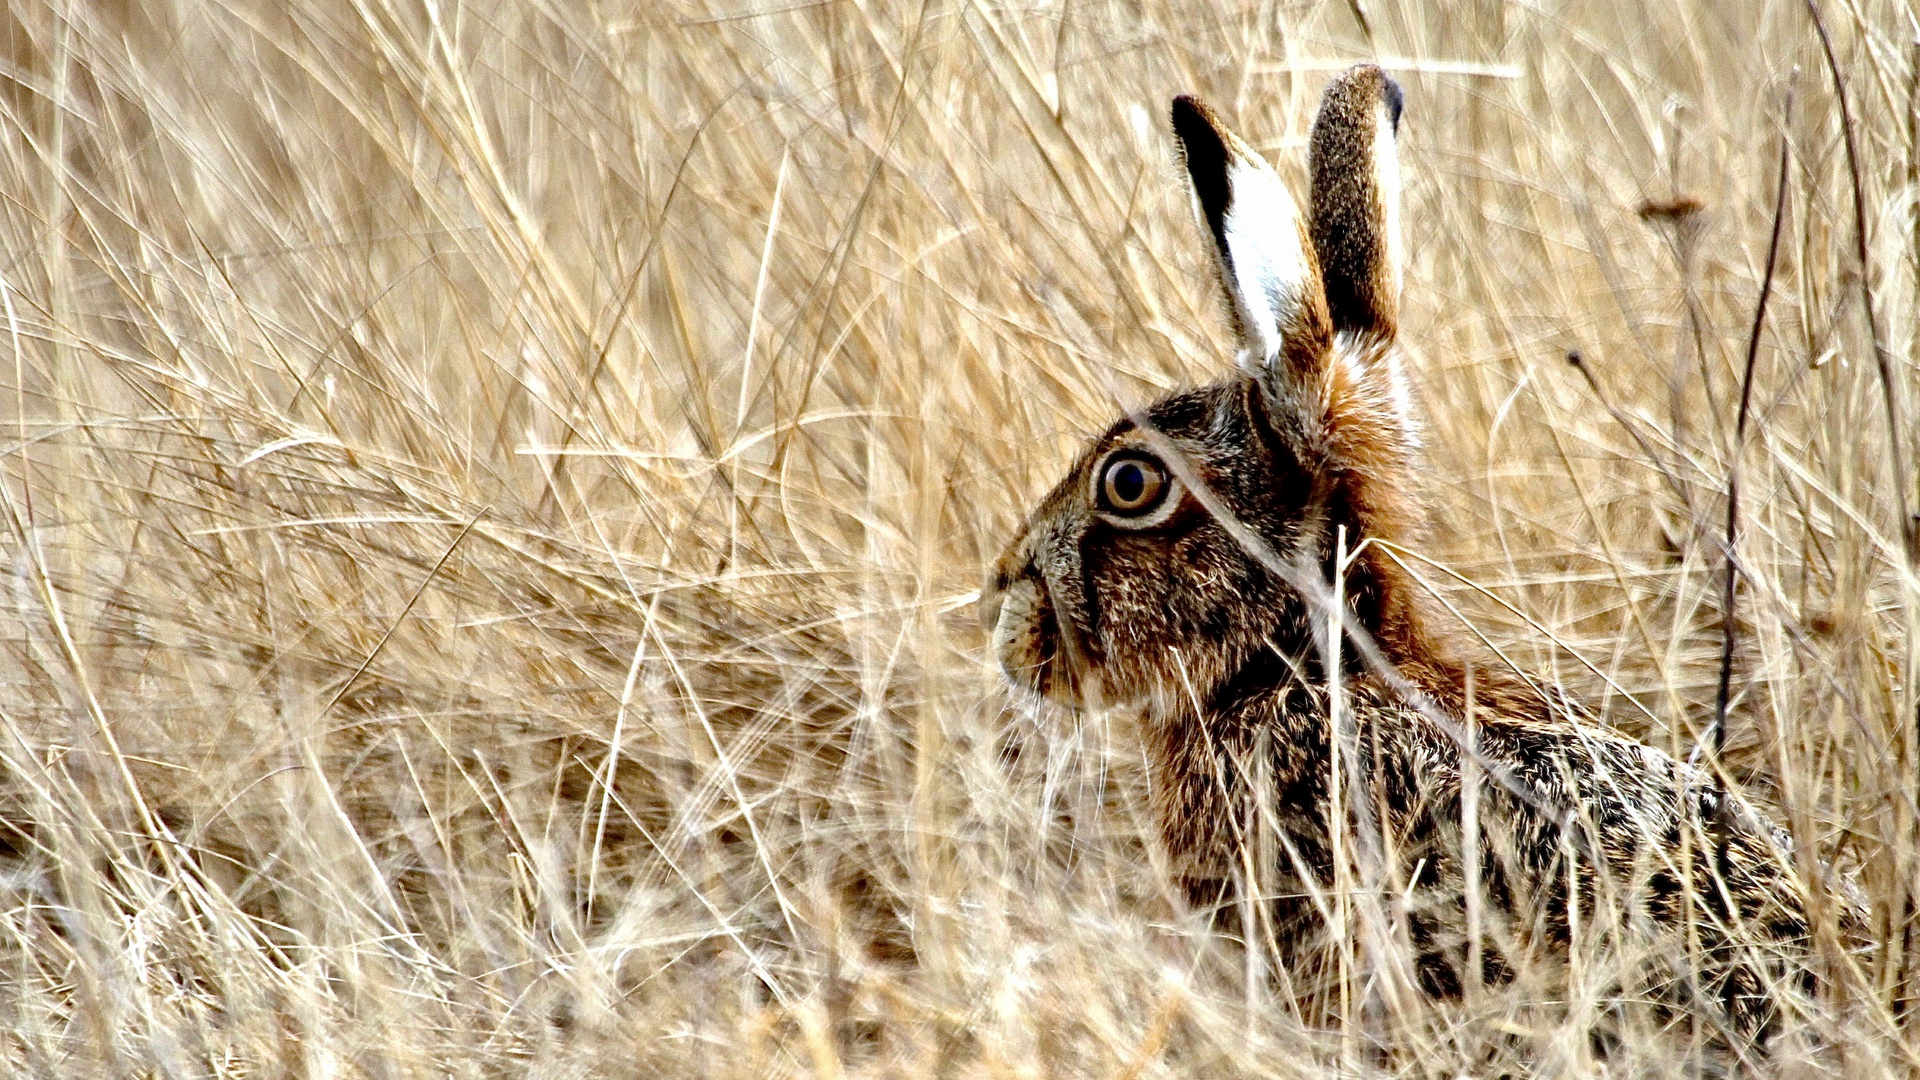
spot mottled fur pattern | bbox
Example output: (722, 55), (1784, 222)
(981, 64), (1863, 1034)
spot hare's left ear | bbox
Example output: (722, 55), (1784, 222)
(1172, 96), (1331, 383)
(1309, 64), (1403, 340)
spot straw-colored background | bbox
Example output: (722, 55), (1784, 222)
(0, 0), (1914, 1075)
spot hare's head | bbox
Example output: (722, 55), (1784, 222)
(984, 65), (1430, 712)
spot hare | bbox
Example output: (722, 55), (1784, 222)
(981, 64), (1862, 1033)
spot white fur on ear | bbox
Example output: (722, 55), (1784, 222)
(1215, 156), (1312, 372)
(1372, 98), (1403, 308)
(1369, 96), (1410, 434)
(1171, 96), (1320, 374)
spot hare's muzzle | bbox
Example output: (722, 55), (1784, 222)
(983, 563), (1074, 704)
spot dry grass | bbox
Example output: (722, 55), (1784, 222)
(0, 0), (1916, 1075)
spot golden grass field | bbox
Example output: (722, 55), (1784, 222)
(0, 0), (1916, 1075)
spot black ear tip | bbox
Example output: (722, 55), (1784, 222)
(1169, 95), (1209, 141)
(1169, 95), (1233, 225)
(1169, 95), (1227, 159)
(1381, 75), (1405, 134)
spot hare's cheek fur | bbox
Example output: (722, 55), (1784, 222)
(1082, 524), (1292, 705)
(988, 500), (1303, 713)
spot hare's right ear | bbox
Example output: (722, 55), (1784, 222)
(1308, 64), (1403, 339)
(1171, 96), (1331, 383)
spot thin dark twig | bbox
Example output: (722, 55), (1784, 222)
(1901, 27), (1920, 1019)
(1806, 0), (1916, 564)
(1714, 83), (1794, 765)
(1566, 347), (1793, 649)
(1810, 6), (1920, 1002)
(1709, 84), (1794, 938)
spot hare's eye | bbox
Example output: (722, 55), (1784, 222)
(1098, 454), (1169, 517)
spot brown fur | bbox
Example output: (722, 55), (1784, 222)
(982, 65), (1863, 1035)
(1310, 66), (1401, 338)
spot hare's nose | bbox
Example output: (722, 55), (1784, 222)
(979, 583), (1003, 640)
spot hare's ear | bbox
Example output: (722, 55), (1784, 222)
(1171, 96), (1330, 381)
(1309, 64), (1403, 339)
